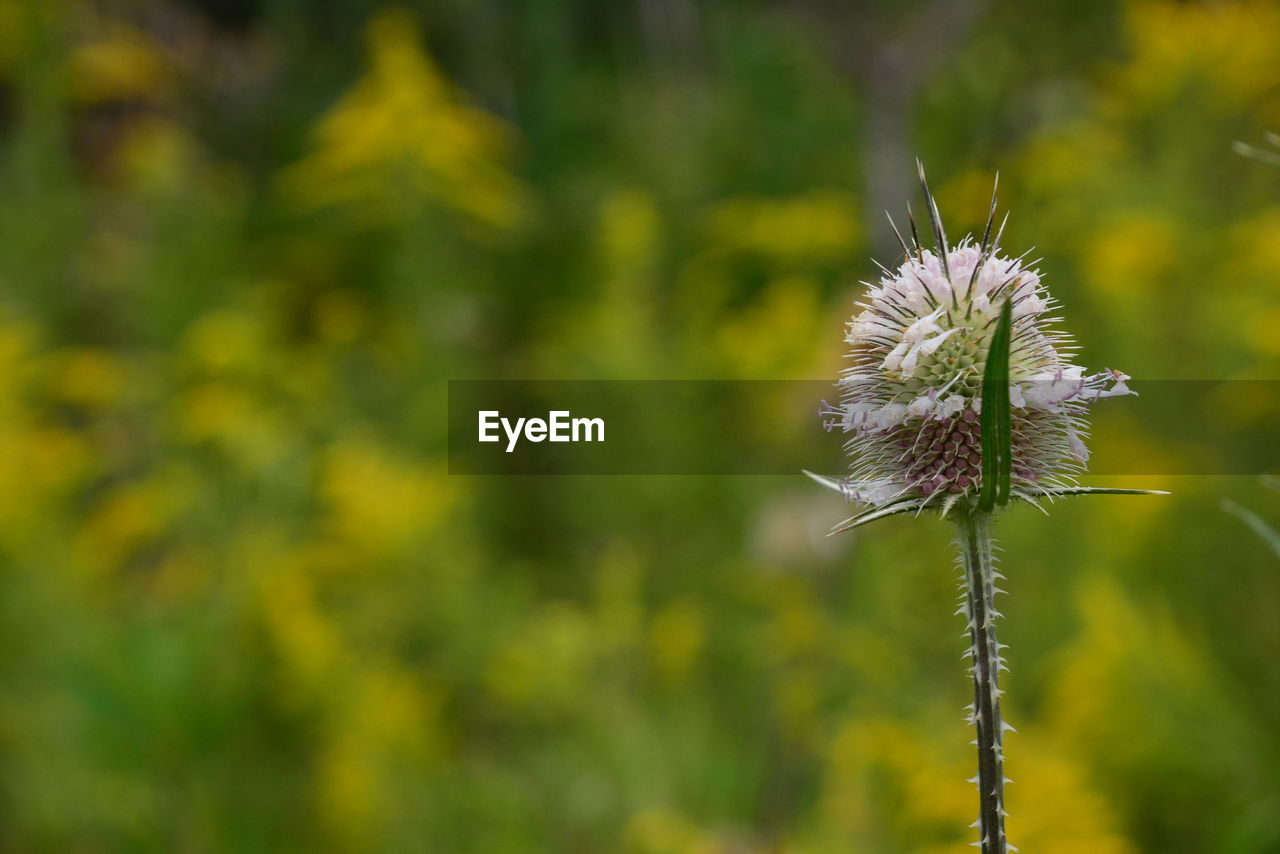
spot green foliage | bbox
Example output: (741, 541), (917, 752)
(979, 299), (1013, 512)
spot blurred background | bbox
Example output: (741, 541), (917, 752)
(1, 0), (1279, 851)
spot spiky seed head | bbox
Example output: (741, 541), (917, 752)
(823, 176), (1131, 507)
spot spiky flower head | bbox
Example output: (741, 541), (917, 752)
(822, 169), (1131, 509)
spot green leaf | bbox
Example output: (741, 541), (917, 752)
(978, 299), (1013, 512)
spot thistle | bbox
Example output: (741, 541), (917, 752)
(808, 163), (1165, 854)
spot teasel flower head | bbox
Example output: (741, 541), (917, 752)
(818, 166), (1132, 513)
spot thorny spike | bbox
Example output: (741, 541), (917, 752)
(965, 173), (1001, 319)
(993, 212), (1009, 254)
(980, 173), (999, 254)
(886, 211), (913, 260)
(916, 158), (952, 288)
(906, 202), (924, 258)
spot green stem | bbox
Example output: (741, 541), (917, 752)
(956, 506), (1008, 854)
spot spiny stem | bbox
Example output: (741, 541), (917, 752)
(956, 506), (1009, 854)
